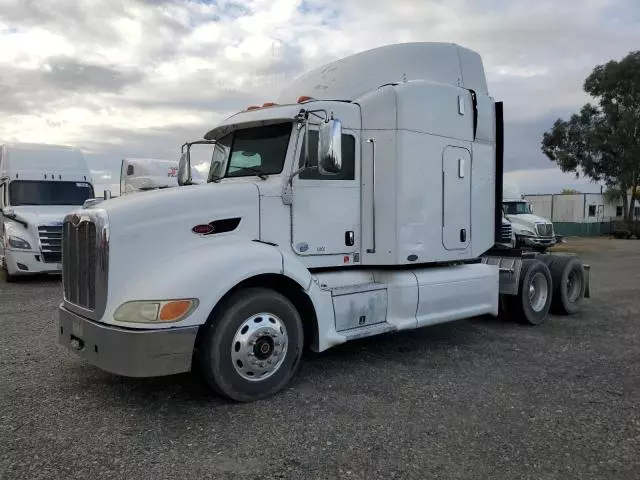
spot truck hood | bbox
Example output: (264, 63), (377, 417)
(7, 205), (81, 227)
(84, 181), (262, 275)
(506, 213), (551, 226)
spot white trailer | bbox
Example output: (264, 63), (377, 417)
(0, 143), (95, 281)
(57, 43), (590, 402)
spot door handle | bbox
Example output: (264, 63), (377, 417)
(345, 231), (354, 247)
(366, 138), (376, 254)
(460, 228), (467, 243)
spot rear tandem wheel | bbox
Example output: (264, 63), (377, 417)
(506, 258), (553, 325)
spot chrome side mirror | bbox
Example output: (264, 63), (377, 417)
(178, 151), (192, 186)
(103, 189), (112, 200)
(2, 206), (15, 218)
(84, 198), (103, 208)
(211, 160), (222, 179)
(318, 117), (342, 175)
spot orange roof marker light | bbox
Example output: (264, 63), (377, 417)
(246, 105), (261, 111)
(262, 102), (278, 107)
(297, 95), (314, 103)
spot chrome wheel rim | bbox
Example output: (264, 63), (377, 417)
(566, 270), (582, 303)
(231, 312), (288, 382)
(528, 272), (549, 312)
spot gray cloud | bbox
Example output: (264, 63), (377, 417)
(503, 110), (575, 172)
(0, 0), (638, 193)
(0, 60), (145, 115)
(44, 56), (145, 93)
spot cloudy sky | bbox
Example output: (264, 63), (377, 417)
(1, 0), (638, 196)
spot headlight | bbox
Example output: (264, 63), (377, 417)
(114, 299), (199, 323)
(8, 235), (31, 249)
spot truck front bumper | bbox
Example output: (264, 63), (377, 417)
(4, 249), (61, 275)
(58, 305), (199, 377)
(519, 235), (556, 247)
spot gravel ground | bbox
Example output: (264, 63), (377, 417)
(1, 238), (639, 480)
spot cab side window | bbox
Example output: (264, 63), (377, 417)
(298, 130), (356, 180)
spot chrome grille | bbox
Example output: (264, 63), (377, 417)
(536, 223), (553, 237)
(63, 220), (97, 309)
(500, 222), (513, 243)
(38, 225), (62, 263)
(61, 210), (109, 319)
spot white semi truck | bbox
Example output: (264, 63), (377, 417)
(57, 43), (590, 402)
(1, 143), (95, 281)
(120, 158), (180, 195)
(84, 157), (206, 209)
(503, 184), (556, 251)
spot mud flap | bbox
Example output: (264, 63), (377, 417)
(583, 264), (590, 299)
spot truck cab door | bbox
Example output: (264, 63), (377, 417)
(291, 127), (360, 261)
(442, 145), (472, 250)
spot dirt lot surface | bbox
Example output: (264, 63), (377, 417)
(1, 237), (639, 479)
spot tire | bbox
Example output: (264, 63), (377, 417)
(508, 258), (552, 325)
(535, 254), (554, 266)
(548, 255), (585, 315)
(2, 261), (18, 283)
(198, 287), (304, 402)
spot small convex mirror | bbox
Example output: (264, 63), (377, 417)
(1, 207), (15, 218)
(318, 117), (342, 175)
(211, 160), (222, 177)
(178, 151), (192, 186)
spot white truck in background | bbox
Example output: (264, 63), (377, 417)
(0, 143), (95, 281)
(503, 184), (556, 251)
(84, 158), (205, 208)
(57, 42), (590, 402)
(120, 158), (181, 196)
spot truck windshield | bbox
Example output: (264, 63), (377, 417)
(8, 180), (94, 206)
(504, 202), (532, 215)
(208, 122), (292, 182)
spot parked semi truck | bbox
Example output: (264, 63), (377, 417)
(85, 157), (207, 209)
(120, 158), (180, 195)
(57, 42), (590, 402)
(1, 143), (95, 281)
(503, 184), (556, 251)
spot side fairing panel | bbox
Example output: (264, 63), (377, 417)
(471, 141), (497, 256)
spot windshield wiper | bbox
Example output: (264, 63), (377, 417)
(240, 167), (268, 180)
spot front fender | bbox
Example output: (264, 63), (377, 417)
(511, 223), (535, 236)
(105, 240), (288, 329)
(4, 221), (38, 252)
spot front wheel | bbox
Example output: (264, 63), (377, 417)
(198, 287), (304, 402)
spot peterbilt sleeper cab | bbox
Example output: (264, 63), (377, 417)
(57, 42), (590, 402)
